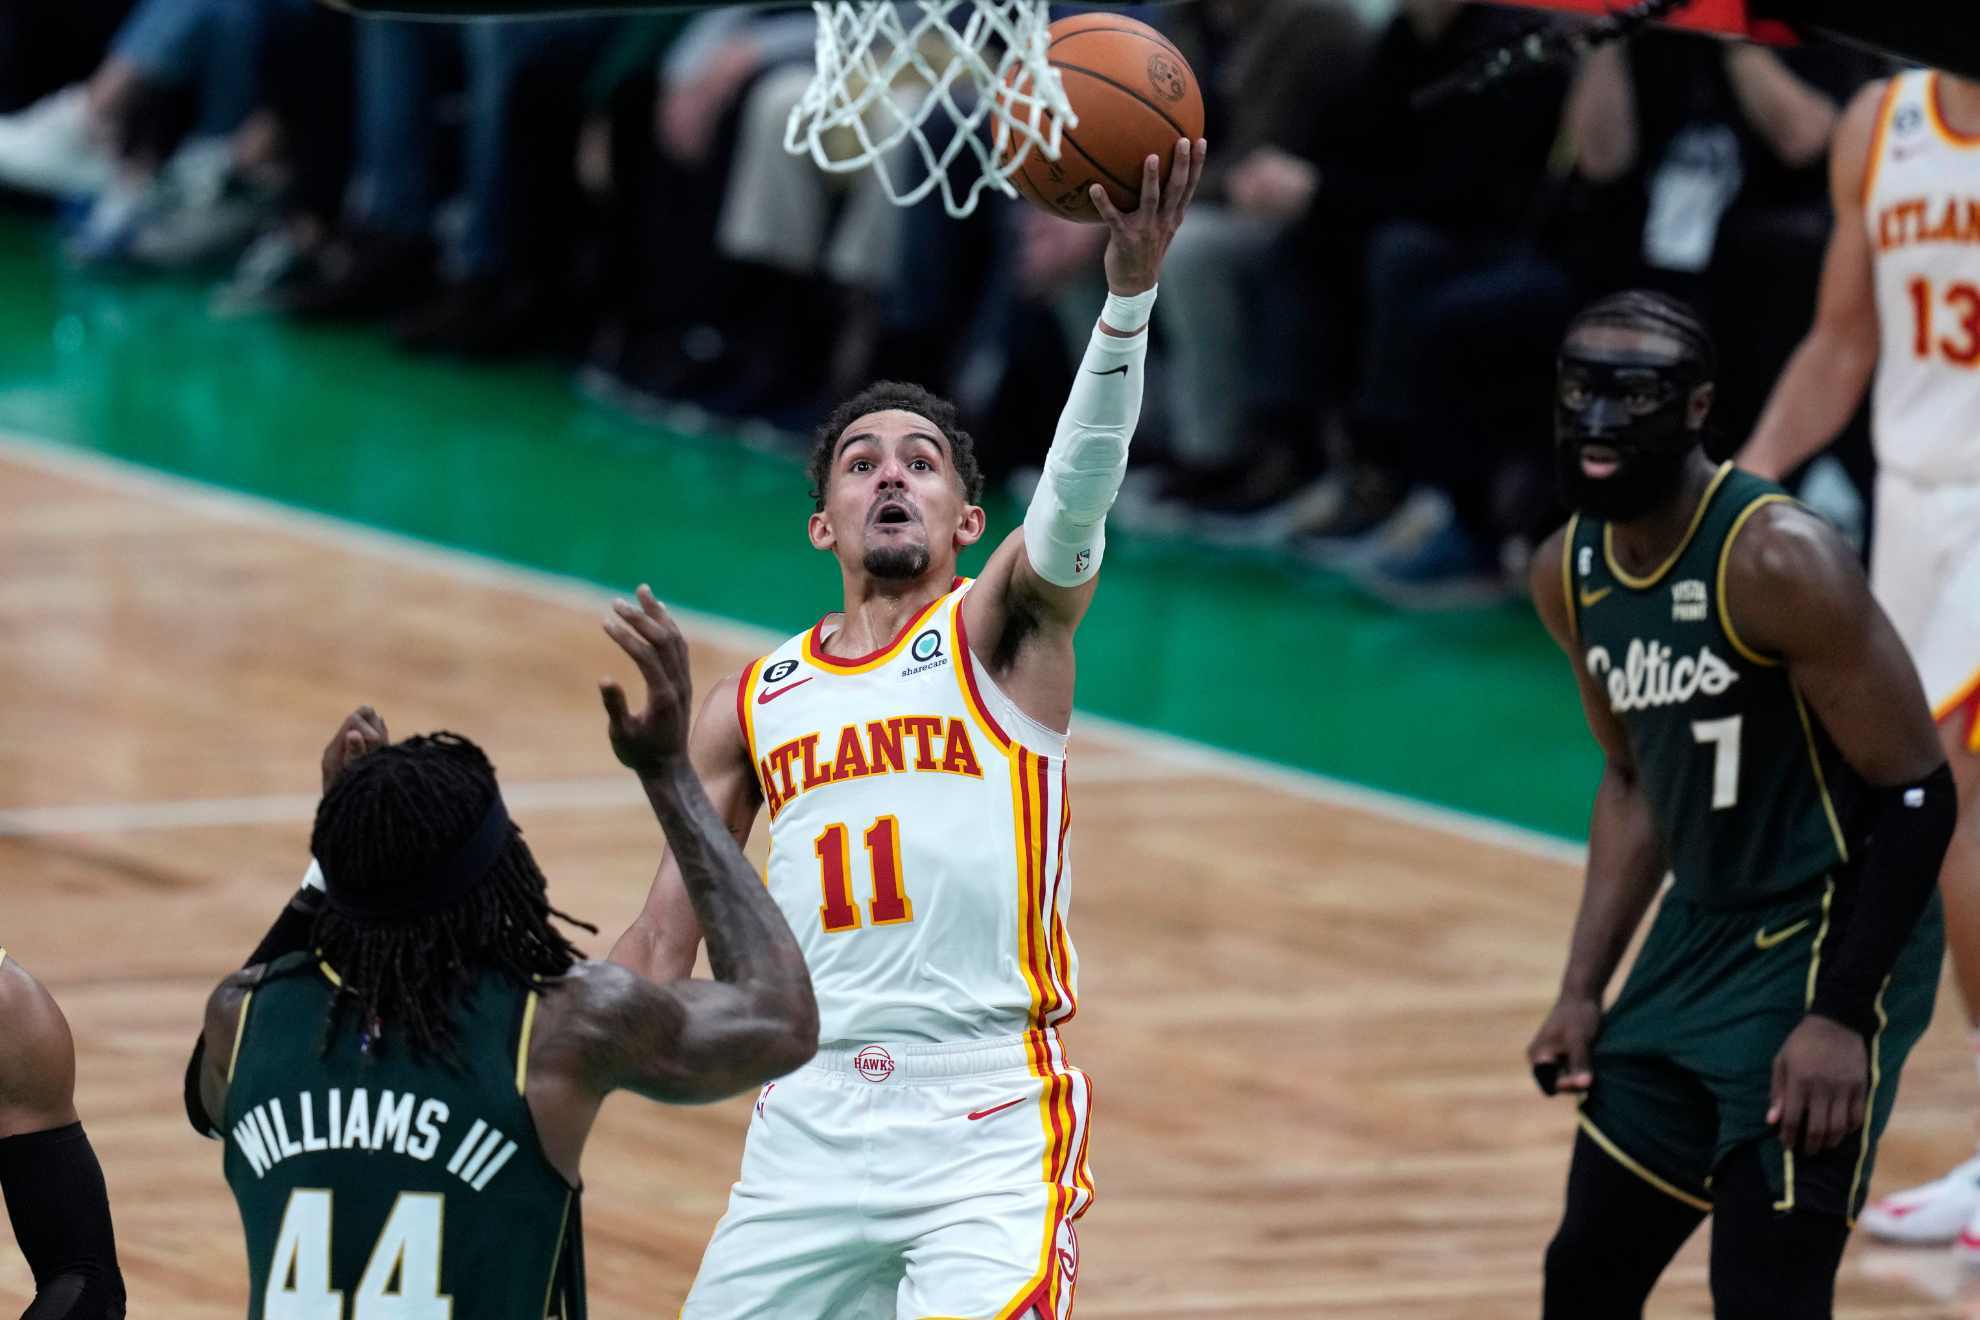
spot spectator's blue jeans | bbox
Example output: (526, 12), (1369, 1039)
(111, 0), (308, 135)
(351, 16), (608, 279)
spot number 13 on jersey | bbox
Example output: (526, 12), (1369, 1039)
(814, 815), (913, 932)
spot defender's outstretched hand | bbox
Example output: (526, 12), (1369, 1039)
(601, 585), (694, 774)
(1091, 137), (1207, 297)
(321, 706), (389, 794)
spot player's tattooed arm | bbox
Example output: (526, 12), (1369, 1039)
(1724, 501), (1953, 1154)
(1523, 528), (1670, 1097)
(607, 664), (763, 984)
(591, 587), (817, 1095)
(1738, 81), (1885, 481)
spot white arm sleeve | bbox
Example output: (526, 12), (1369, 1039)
(1022, 286), (1156, 587)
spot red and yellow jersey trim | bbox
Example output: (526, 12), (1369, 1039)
(1009, 747), (1075, 1031)
(801, 579), (962, 674)
(1861, 77), (1901, 208)
(951, 587), (1012, 754)
(1933, 660), (1980, 753)
(993, 1030), (1091, 1320)
(1927, 72), (1980, 151)
(735, 656), (767, 797)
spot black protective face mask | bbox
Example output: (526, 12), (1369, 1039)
(1554, 349), (1706, 522)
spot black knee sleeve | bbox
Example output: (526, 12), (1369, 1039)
(1710, 1143), (1849, 1320)
(1544, 1130), (1705, 1319)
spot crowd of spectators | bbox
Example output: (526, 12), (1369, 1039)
(0, 0), (1890, 607)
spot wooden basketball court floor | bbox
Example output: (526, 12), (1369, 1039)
(4, 434), (1979, 1318)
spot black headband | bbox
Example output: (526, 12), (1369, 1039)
(323, 794), (512, 922)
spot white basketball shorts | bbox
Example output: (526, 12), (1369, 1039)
(1871, 470), (1980, 753)
(679, 1030), (1092, 1320)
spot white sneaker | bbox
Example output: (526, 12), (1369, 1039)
(0, 85), (112, 198)
(1859, 1152), (1980, 1244)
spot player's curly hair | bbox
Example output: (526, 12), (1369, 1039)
(308, 733), (595, 1066)
(807, 381), (985, 512)
(1564, 289), (1718, 379)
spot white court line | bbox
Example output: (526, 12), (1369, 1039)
(0, 757), (1187, 838)
(0, 431), (1587, 866)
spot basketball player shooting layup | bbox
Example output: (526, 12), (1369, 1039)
(190, 604), (818, 1318)
(608, 140), (1205, 1319)
(1527, 292), (1956, 1318)
(1737, 68), (1980, 1251)
(0, 952), (125, 1319)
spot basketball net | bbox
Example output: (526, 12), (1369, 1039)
(786, 0), (1074, 219)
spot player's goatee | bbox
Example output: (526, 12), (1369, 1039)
(863, 544), (929, 580)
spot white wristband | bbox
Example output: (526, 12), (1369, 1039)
(1101, 285), (1157, 334)
(301, 858), (326, 893)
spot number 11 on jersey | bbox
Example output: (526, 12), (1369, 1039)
(815, 815), (913, 932)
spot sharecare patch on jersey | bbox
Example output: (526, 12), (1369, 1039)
(758, 715), (984, 818)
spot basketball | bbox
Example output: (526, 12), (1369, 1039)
(999, 14), (1206, 223)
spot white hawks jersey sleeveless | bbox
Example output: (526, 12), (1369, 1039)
(736, 578), (1078, 1047)
(1864, 70), (1980, 484)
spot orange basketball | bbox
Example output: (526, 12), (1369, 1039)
(999, 14), (1205, 224)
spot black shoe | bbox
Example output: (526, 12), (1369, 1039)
(394, 276), (543, 357)
(271, 230), (435, 322)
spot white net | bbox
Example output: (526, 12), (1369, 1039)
(785, 0), (1075, 219)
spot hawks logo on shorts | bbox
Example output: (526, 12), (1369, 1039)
(736, 578), (1078, 1047)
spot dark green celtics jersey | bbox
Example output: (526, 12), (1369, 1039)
(222, 951), (583, 1319)
(1566, 463), (1862, 907)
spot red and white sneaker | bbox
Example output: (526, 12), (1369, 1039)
(1860, 1153), (1980, 1245)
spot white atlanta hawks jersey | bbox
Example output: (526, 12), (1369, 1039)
(737, 578), (1078, 1047)
(1865, 70), (1980, 484)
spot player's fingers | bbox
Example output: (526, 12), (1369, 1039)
(614, 596), (676, 655)
(1777, 1077), (1805, 1150)
(1562, 1035), (1593, 1091)
(1182, 138), (1207, 211)
(1824, 1090), (1854, 1153)
(598, 679), (631, 732)
(635, 586), (690, 661)
(1089, 183), (1125, 230)
(602, 615), (662, 683)
(1847, 1083), (1867, 1137)
(1162, 139), (1189, 219)
(1800, 1084), (1831, 1153)
(1138, 151), (1161, 215)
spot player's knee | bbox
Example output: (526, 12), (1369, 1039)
(1708, 1212), (1844, 1320)
(1541, 1215), (1608, 1295)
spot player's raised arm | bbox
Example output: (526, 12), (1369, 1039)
(606, 658), (762, 985)
(1, 955), (126, 1319)
(964, 139), (1205, 712)
(1523, 528), (1669, 1097)
(588, 587), (816, 1100)
(1721, 502), (1954, 1153)
(1737, 81), (1887, 481)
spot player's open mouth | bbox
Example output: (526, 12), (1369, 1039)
(1579, 445), (1620, 479)
(871, 501), (915, 527)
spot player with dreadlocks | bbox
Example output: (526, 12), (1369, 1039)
(188, 587), (817, 1319)
(1525, 291), (1955, 1316)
